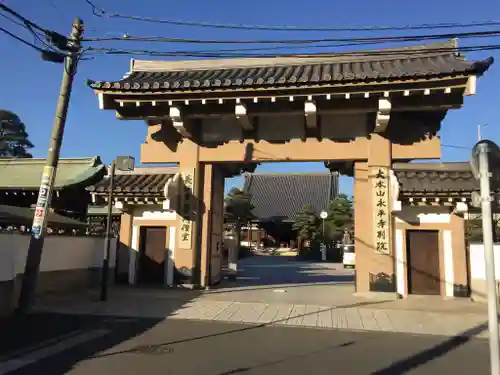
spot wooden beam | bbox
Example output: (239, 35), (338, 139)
(141, 135), (440, 163)
(169, 106), (191, 137)
(235, 103), (253, 130)
(464, 75), (477, 96)
(304, 100), (317, 129)
(374, 98), (391, 133)
(112, 93), (464, 121)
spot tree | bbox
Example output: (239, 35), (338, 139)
(225, 187), (254, 248)
(324, 193), (354, 242)
(0, 110), (34, 158)
(292, 204), (319, 249)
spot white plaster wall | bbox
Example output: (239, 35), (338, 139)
(469, 244), (500, 301)
(395, 206), (451, 225)
(0, 234), (117, 281)
(443, 230), (454, 297)
(395, 229), (405, 296)
(469, 244), (500, 280)
(132, 205), (177, 221)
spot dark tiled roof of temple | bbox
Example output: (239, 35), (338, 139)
(88, 40), (493, 92)
(393, 162), (479, 193)
(243, 172), (338, 221)
(86, 167), (178, 196)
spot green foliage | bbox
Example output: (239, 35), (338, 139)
(0, 110), (34, 158)
(224, 187), (254, 248)
(465, 216), (500, 243)
(224, 187), (254, 222)
(466, 219), (483, 243)
(324, 193), (354, 241)
(292, 204), (319, 242)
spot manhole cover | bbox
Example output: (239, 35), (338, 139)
(132, 344), (174, 355)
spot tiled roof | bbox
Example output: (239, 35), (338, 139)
(86, 166), (177, 196)
(0, 157), (105, 190)
(243, 172), (338, 221)
(393, 162), (479, 193)
(88, 40), (493, 93)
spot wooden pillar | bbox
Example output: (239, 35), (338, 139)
(355, 133), (396, 294)
(200, 163), (225, 287)
(177, 139), (202, 286)
(117, 211), (133, 284)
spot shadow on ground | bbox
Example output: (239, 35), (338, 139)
(4, 297), (491, 374)
(0, 290), (202, 374)
(218, 254), (354, 290)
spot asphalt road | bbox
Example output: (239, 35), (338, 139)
(0, 312), (491, 375)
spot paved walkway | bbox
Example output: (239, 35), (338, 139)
(32, 256), (495, 340)
(34, 287), (493, 339)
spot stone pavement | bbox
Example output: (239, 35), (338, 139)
(34, 287), (493, 339)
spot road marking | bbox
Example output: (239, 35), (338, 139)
(0, 329), (109, 375)
(0, 330), (85, 362)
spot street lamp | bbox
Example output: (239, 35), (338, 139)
(319, 210), (328, 261)
(320, 210), (328, 238)
(100, 156), (135, 302)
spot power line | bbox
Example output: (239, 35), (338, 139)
(84, 0), (500, 33)
(83, 29), (500, 45)
(87, 43), (500, 59)
(0, 3), (50, 33)
(0, 3), (71, 52)
(0, 26), (45, 52)
(0, 12), (58, 51)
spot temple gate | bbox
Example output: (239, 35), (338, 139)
(89, 39), (493, 293)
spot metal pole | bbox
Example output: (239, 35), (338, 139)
(100, 160), (116, 301)
(478, 124), (482, 141)
(322, 219), (325, 239)
(16, 18), (84, 316)
(478, 144), (500, 375)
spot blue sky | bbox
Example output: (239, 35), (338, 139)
(1, 0), (499, 195)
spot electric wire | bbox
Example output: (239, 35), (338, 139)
(0, 3), (51, 34)
(0, 26), (45, 52)
(0, 12), (58, 51)
(83, 29), (500, 45)
(86, 43), (500, 59)
(83, 0), (500, 33)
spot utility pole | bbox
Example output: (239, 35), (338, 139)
(472, 140), (500, 375)
(16, 18), (84, 316)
